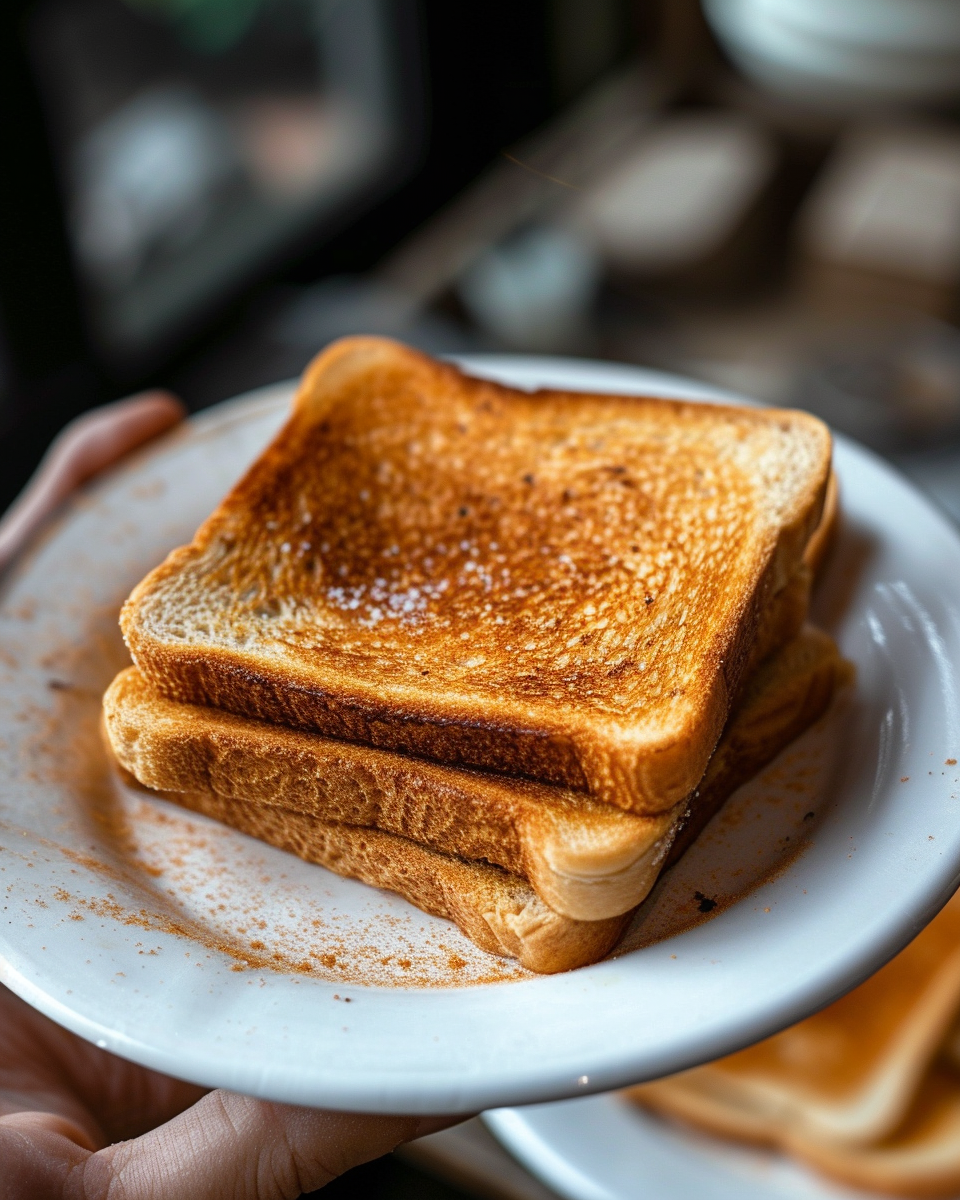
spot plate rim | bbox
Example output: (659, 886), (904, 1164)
(0, 354), (959, 1113)
(483, 1092), (871, 1200)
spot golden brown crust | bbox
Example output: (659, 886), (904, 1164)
(104, 666), (677, 921)
(734, 563), (811, 702)
(666, 624), (840, 868)
(165, 792), (630, 974)
(121, 337), (832, 815)
(804, 469), (839, 580)
(104, 627), (840, 922)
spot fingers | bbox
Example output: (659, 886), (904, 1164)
(1, 1109), (99, 1151)
(0, 1114), (93, 1200)
(0, 1095), (457, 1200)
(0, 389), (185, 574)
(35, 390), (186, 498)
(85, 1091), (459, 1200)
(0, 983), (207, 1150)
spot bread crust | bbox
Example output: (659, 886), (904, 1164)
(635, 1066), (960, 1198)
(160, 792), (631, 975)
(104, 627), (840, 922)
(122, 338), (832, 815)
(632, 893), (960, 1194)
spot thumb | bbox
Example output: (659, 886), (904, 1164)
(0, 389), (185, 573)
(82, 1090), (459, 1200)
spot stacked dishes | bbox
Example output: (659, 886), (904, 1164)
(704, 0), (960, 109)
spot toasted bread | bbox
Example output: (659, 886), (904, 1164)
(631, 891), (960, 1147)
(803, 469), (838, 579)
(780, 1066), (960, 1199)
(104, 627), (840, 922)
(635, 1065), (960, 1198)
(150, 791), (631, 975)
(663, 623), (841, 870)
(121, 337), (831, 815)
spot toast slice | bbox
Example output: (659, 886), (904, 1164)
(121, 337), (831, 815)
(630, 890), (960, 1147)
(803, 468), (838, 579)
(635, 1064), (960, 1198)
(160, 794), (631, 975)
(105, 627), (840, 922)
(789, 1066), (960, 1200)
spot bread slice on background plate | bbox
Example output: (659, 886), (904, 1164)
(638, 1061), (960, 1199)
(121, 337), (832, 816)
(631, 890), (960, 1156)
(782, 1068), (960, 1199)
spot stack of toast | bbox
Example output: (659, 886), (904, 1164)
(103, 337), (841, 973)
(631, 889), (960, 1197)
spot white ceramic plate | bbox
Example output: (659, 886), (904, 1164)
(1, 357), (959, 1115)
(486, 1095), (877, 1200)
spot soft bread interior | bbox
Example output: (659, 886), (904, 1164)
(104, 627), (840, 921)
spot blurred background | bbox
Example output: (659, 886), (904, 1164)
(4, 3), (960, 1193)
(5, 0), (960, 529)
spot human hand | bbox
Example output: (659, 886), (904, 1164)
(0, 983), (450, 1198)
(0, 392), (458, 1198)
(0, 390), (186, 574)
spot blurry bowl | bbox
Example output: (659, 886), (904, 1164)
(704, 0), (960, 109)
